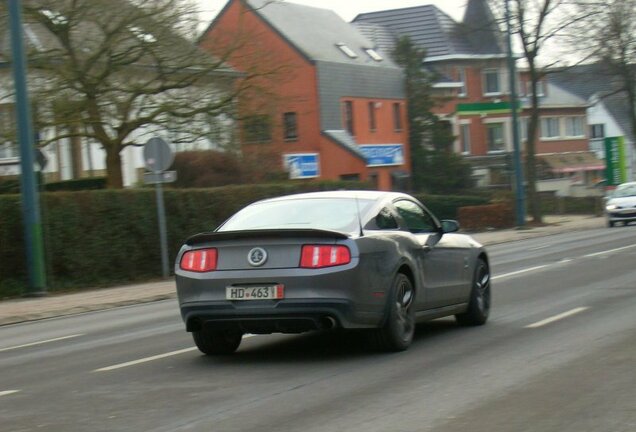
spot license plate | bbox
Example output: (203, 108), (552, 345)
(226, 284), (284, 300)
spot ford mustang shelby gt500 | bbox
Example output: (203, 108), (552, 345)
(175, 191), (490, 354)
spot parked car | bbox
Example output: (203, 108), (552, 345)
(175, 191), (490, 355)
(605, 181), (636, 227)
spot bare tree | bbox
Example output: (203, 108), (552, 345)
(490, 0), (591, 224)
(571, 0), (636, 145)
(9, 0), (273, 188)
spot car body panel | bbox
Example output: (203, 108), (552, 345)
(175, 191), (487, 335)
(605, 182), (636, 225)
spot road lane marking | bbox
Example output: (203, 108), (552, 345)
(584, 244), (636, 258)
(525, 307), (590, 329)
(0, 334), (84, 353)
(492, 265), (549, 281)
(94, 347), (198, 372)
(95, 335), (257, 372)
(0, 390), (21, 397)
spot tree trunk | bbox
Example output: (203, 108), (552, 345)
(105, 146), (124, 189)
(526, 66), (543, 225)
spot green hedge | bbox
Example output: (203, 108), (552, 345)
(0, 184), (489, 298)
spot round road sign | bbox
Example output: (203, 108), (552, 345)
(143, 137), (174, 173)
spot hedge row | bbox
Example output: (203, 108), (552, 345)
(457, 203), (515, 231)
(0, 185), (490, 298)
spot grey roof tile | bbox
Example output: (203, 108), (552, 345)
(352, 0), (505, 60)
(246, 0), (399, 68)
(322, 130), (366, 159)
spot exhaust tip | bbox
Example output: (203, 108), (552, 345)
(320, 316), (337, 330)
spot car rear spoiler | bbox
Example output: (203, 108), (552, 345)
(185, 228), (350, 246)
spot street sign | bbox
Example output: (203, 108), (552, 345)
(359, 144), (405, 167)
(143, 137), (174, 173)
(604, 136), (627, 186)
(143, 170), (177, 184)
(283, 153), (320, 179)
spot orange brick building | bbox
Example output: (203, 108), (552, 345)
(200, 0), (410, 191)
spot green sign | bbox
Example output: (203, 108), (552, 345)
(457, 101), (521, 115)
(604, 136), (627, 186)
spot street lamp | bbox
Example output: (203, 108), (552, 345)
(505, 0), (526, 227)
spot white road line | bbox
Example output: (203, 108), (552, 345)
(584, 244), (636, 258)
(94, 347), (198, 372)
(492, 265), (549, 281)
(525, 307), (590, 329)
(0, 390), (21, 397)
(0, 334), (84, 353)
(95, 335), (257, 372)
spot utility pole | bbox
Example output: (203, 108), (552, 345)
(9, 0), (47, 295)
(505, 0), (526, 227)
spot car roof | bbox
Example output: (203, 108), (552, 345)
(254, 190), (413, 204)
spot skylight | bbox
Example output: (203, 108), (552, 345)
(365, 48), (383, 62)
(336, 43), (358, 59)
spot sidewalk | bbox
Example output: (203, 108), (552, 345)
(0, 215), (605, 326)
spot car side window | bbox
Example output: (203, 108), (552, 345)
(375, 207), (399, 230)
(394, 200), (437, 233)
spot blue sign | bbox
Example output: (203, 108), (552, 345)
(359, 144), (405, 167)
(283, 153), (320, 179)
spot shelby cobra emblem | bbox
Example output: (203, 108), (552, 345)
(247, 247), (268, 267)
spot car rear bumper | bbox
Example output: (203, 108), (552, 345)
(180, 299), (383, 333)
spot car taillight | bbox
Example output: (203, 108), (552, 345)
(300, 245), (351, 268)
(180, 248), (217, 272)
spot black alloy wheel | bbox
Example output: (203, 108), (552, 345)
(455, 258), (491, 326)
(370, 273), (415, 352)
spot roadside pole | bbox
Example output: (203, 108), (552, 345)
(505, 0), (526, 228)
(143, 137), (177, 279)
(9, 0), (47, 295)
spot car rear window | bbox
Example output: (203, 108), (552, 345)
(218, 198), (374, 234)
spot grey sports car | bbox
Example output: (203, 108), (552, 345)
(175, 190), (490, 354)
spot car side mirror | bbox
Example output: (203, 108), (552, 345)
(441, 219), (460, 234)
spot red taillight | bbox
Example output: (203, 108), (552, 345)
(300, 245), (351, 268)
(180, 248), (217, 272)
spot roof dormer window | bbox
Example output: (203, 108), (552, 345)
(336, 43), (358, 59)
(364, 48), (383, 62)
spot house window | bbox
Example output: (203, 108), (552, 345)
(483, 69), (501, 95)
(343, 101), (354, 135)
(457, 68), (467, 97)
(564, 117), (584, 137)
(393, 103), (403, 131)
(590, 124), (605, 139)
(368, 102), (376, 132)
(486, 123), (505, 152)
(540, 117), (560, 139)
(460, 123), (471, 154)
(519, 118), (529, 142)
(0, 104), (17, 159)
(243, 114), (272, 143)
(283, 112), (298, 141)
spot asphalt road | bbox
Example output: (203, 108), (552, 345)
(1, 226), (635, 432)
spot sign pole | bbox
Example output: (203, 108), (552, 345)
(9, 0), (47, 295)
(155, 181), (169, 279)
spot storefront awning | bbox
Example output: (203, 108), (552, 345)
(537, 152), (605, 173)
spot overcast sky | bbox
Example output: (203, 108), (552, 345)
(197, 0), (468, 24)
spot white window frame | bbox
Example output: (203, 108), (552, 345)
(564, 116), (585, 138)
(540, 117), (561, 140)
(459, 121), (471, 155)
(483, 68), (501, 96)
(526, 80), (545, 97)
(457, 68), (467, 97)
(485, 121), (506, 153)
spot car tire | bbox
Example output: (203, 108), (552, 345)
(455, 258), (490, 326)
(192, 328), (243, 355)
(608, 220), (615, 228)
(370, 273), (415, 352)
